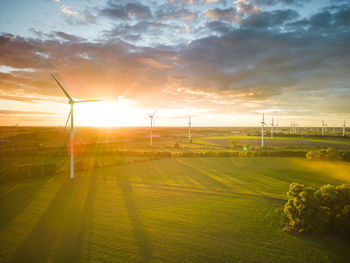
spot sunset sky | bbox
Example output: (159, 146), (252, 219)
(0, 0), (349, 127)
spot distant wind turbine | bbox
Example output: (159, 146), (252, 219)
(322, 120), (324, 136)
(271, 117), (274, 138)
(261, 112), (265, 147)
(343, 120), (346, 137)
(13, 124), (18, 136)
(147, 111), (156, 146)
(51, 73), (101, 179)
(276, 120), (278, 135)
(188, 115), (191, 142)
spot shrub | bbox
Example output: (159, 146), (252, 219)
(306, 147), (343, 161)
(229, 140), (238, 148)
(284, 183), (350, 237)
(0, 162), (57, 181)
(75, 161), (88, 171)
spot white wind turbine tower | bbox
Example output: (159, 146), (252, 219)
(343, 120), (346, 137)
(322, 120), (324, 136)
(147, 111), (156, 146)
(13, 124), (18, 136)
(271, 117), (274, 138)
(51, 74), (101, 179)
(261, 112), (265, 147)
(188, 115), (191, 142)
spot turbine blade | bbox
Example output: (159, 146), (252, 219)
(152, 110), (157, 117)
(75, 99), (102, 103)
(51, 73), (74, 102)
(64, 111), (71, 130)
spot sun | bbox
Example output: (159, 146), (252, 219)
(74, 100), (140, 127)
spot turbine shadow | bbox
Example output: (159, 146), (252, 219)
(9, 178), (77, 263)
(0, 175), (54, 232)
(115, 174), (153, 262)
(52, 169), (98, 263)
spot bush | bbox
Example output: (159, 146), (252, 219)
(0, 162), (58, 181)
(306, 147), (343, 161)
(75, 161), (88, 171)
(284, 183), (350, 237)
(229, 140), (238, 148)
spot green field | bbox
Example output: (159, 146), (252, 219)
(195, 135), (350, 149)
(1, 157), (350, 263)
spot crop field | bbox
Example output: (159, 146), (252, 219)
(1, 155), (350, 263)
(197, 136), (350, 149)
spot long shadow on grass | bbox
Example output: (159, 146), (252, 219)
(52, 170), (98, 263)
(287, 232), (350, 261)
(115, 175), (153, 262)
(0, 140), (68, 233)
(176, 159), (232, 191)
(0, 174), (56, 232)
(9, 178), (77, 263)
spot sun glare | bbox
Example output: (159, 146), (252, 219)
(75, 100), (141, 127)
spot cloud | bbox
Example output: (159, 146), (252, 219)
(205, 8), (240, 22)
(100, 0), (152, 20)
(61, 5), (78, 16)
(252, 0), (310, 6)
(241, 9), (299, 28)
(53, 31), (86, 42)
(0, 3), (350, 117)
(234, 0), (260, 15)
(286, 4), (350, 31)
(204, 21), (232, 34)
(156, 5), (197, 20)
(60, 5), (96, 25)
(103, 21), (171, 42)
(167, 0), (227, 5)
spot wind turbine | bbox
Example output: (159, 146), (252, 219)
(13, 124), (18, 136)
(343, 120), (346, 137)
(147, 111), (156, 146)
(271, 117), (274, 138)
(51, 73), (101, 179)
(188, 115), (191, 142)
(261, 112), (265, 147)
(322, 120), (324, 136)
(276, 120), (278, 135)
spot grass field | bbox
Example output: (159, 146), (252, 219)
(196, 136), (350, 148)
(1, 157), (350, 263)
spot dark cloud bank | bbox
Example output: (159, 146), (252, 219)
(0, 0), (350, 116)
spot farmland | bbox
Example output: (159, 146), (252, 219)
(1, 127), (350, 262)
(196, 135), (350, 148)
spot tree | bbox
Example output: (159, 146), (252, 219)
(284, 183), (350, 237)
